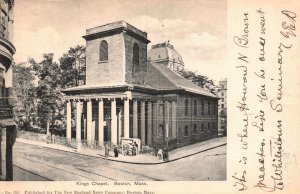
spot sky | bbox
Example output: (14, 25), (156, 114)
(14, 0), (227, 81)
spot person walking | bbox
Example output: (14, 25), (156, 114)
(157, 148), (163, 160)
(134, 142), (138, 155)
(105, 144), (110, 158)
(163, 146), (169, 162)
(132, 144), (136, 156)
(154, 146), (158, 157)
(114, 145), (119, 157)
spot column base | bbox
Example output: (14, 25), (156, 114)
(77, 141), (82, 152)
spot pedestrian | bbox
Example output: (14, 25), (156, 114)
(163, 146), (169, 162)
(157, 148), (163, 160)
(125, 144), (129, 156)
(114, 145), (119, 157)
(105, 144), (110, 158)
(154, 146), (158, 157)
(134, 142), (138, 155)
(132, 144), (136, 156)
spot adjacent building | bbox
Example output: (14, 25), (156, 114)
(62, 21), (218, 149)
(0, 0), (16, 181)
(218, 79), (227, 136)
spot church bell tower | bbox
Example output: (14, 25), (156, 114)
(83, 21), (150, 86)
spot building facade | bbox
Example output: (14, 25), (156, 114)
(62, 21), (218, 149)
(0, 0), (16, 181)
(218, 79), (227, 135)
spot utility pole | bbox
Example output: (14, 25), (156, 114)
(162, 24), (164, 43)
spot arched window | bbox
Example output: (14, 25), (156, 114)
(201, 100), (204, 115)
(133, 43), (139, 65)
(201, 123), (204, 133)
(194, 100), (197, 116)
(184, 99), (188, 116)
(184, 125), (189, 136)
(99, 40), (108, 61)
(159, 125), (164, 137)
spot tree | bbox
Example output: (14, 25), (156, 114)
(59, 45), (86, 88)
(178, 70), (217, 95)
(12, 63), (36, 130)
(29, 54), (64, 134)
(13, 45), (87, 136)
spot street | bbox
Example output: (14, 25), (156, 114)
(3, 141), (226, 181)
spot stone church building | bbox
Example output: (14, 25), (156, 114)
(62, 21), (218, 148)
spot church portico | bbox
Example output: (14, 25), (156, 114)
(65, 91), (177, 148)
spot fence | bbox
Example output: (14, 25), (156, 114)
(17, 131), (218, 156)
(17, 131), (114, 151)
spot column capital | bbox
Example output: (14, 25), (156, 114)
(109, 97), (115, 101)
(74, 98), (82, 102)
(121, 96), (129, 101)
(84, 98), (92, 102)
(96, 98), (103, 101)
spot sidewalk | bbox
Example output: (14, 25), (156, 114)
(16, 137), (227, 164)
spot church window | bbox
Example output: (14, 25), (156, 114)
(184, 99), (188, 116)
(133, 43), (139, 65)
(184, 125), (188, 136)
(194, 100), (197, 116)
(201, 123), (204, 133)
(99, 40), (108, 61)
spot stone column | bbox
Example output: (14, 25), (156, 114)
(147, 101), (152, 145)
(153, 101), (159, 143)
(141, 100), (146, 144)
(76, 100), (82, 143)
(98, 99), (104, 146)
(66, 100), (72, 141)
(133, 99), (138, 138)
(86, 99), (92, 146)
(111, 98), (117, 146)
(165, 101), (169, 141)
(172, 100), (177, 139)
(124, 98), (130, 138)
(118, 106), (123, 144)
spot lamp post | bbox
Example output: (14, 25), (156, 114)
(0, 127), (2, 177)
(166, 123), (169, 160)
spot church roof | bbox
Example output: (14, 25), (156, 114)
(146, 62), (217, 98)
(62, 62), (217, 98)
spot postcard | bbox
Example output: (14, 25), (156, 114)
(0, 0), (299, 193)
